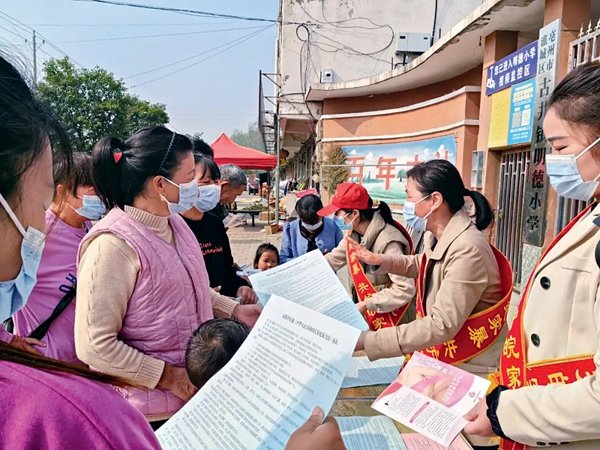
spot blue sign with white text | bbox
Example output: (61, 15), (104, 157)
(486, 41), (538, 96)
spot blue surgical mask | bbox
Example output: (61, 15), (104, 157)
(546, 136), (600, 201)
(0, 193), (46, 321)
(73, 195), (106, 220)
(403, 194), (432, 232)
(161, 178), (199, 214)
(333, 213), (355, 232)
(194, 184), (221, 213)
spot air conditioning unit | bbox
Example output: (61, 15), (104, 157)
(396, 32), (431, 56)
(320, 68), (333, 83)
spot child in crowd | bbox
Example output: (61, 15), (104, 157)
(253, 243), (280, 271)
(185, 319), (250, 389)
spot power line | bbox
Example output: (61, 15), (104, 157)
(125, 25), (273, 79)
(0, 11), (84, 67)
(74, 0), (285, 24)
(30, 21), (241, 27)
(56, 25), (267, 44)
(131, 25), (274, 88)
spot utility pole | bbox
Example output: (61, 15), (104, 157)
(28, 29), (44, 86)
(32, 30), (37, 85)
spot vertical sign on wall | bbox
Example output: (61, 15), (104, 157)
(522, 19), (561, 246)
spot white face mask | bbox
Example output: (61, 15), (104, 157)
(301, 220), (322, 232)
(546, 135), (600, 201)
(160, 177), (199, 215)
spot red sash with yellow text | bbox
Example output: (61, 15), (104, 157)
(416, 245), (513, 365)
(347, 222), (413, 331)
(498, 205), (596, 450)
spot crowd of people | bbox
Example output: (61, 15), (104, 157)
(0, 50), (599, 450)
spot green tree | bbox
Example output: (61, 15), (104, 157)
(37, 58), (168, 151)
(322, 145), (348, 194)
(230, 122), (265, 152)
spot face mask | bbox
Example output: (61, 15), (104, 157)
(0, 193), (46, 321)
(194, 184), (221, 213)
(403, 194), (432, 232)
(301, 220), (322, 232)
(72, 195), (106, 220)
(546, 136), (600, 201)
(161, 178), (199, 214)
(333, 213), (356, 232)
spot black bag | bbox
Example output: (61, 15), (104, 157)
(29, 284), (77, 340)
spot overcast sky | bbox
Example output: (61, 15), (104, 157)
(0, 0), (278, 142)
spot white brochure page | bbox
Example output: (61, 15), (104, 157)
(157, 295), (360, 450)
(250, 250), (368, 330)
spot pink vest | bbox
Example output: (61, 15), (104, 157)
(80, 208), (213, 420)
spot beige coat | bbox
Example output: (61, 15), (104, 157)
(325, 211), (415, 314)
(364, 210), (505, 377)
(496, 204), (600, 449)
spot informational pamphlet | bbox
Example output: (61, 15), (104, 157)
(341, 356), (405, 388)
(337, 416), (406, 450)
(250, 250), (368, 330)
(156, 296), (360, 450)
(372, 352), (489, 447)
(337, 417), (473, 450)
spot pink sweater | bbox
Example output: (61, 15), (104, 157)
(0, 361), (160, 449)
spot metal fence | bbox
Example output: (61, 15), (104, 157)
(495, 149), (531, 285)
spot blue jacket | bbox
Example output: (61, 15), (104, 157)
(280, 217), (343, 263)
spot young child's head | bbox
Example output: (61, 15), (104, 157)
(253, 243), (280, 271)
(185, 319), (250, 389)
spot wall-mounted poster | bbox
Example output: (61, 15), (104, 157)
(341, 135), (457, 204)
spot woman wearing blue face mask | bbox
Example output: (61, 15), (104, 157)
(319, 182), (416, 325)
(0, 54), (162, 449)
(465, 63), (600, 450)
(182, 153), (261, 305)
(350, 161), (512, 449)
(9, 153), (104, 364)
(351, 162), (509, 362)
(280, 194), (343, 263)
(75, 127), (227, 428)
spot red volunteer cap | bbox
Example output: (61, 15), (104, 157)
(317, 182), (371, 217)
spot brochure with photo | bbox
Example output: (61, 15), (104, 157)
(372, 352), (489, 447)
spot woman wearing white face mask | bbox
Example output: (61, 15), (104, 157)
(75, 127), (254, 428)
(8, 153), (105, 364)
(464, 63), (600, 450)
(350, 160), (512, 376)
(182, 154), (261, 305)
(280, 194), (343, 263)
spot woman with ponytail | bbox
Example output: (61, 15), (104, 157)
(351, 160), (511, 372)
(76, 126), (259, 429)
(351, 160), (512, 449)
(318, 182), (415, 326)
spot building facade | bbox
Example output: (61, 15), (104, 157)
(260, 0), (599, 287)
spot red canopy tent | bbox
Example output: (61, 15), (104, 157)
(210, 133), (277, 170)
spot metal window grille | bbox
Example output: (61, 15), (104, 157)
(496, 149), (530, 285)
